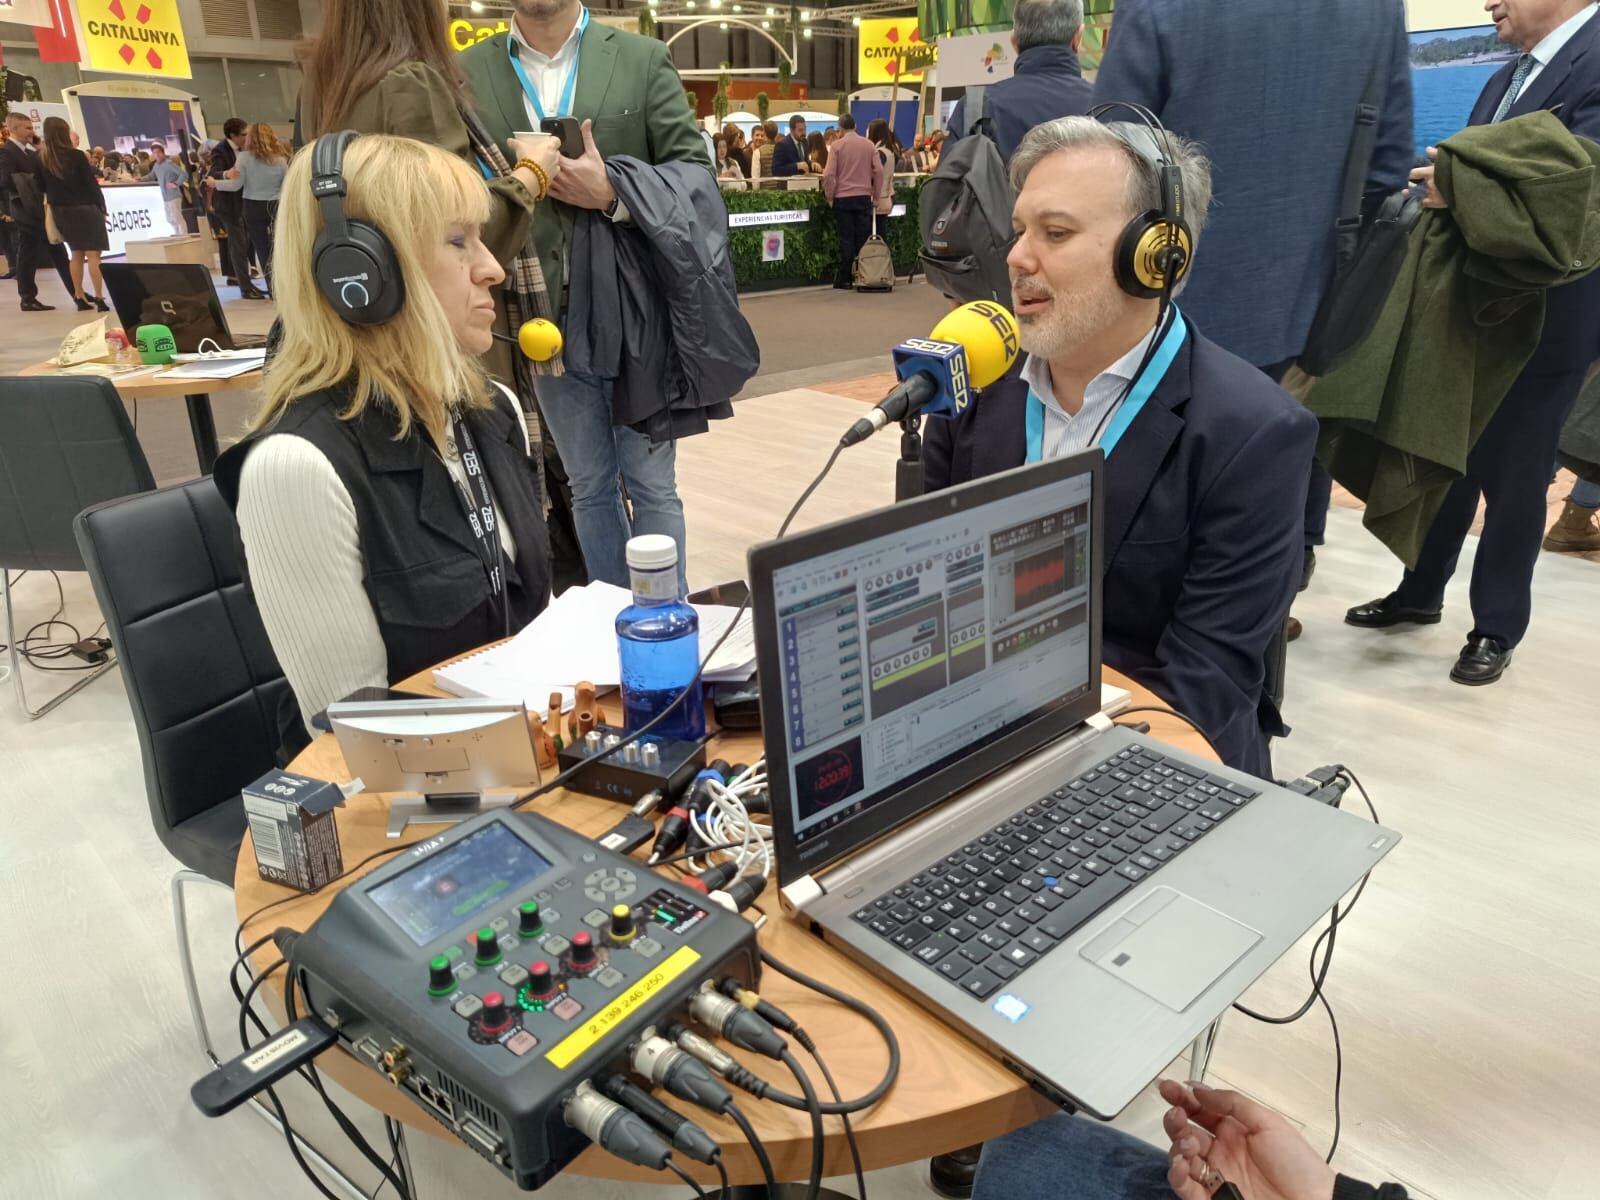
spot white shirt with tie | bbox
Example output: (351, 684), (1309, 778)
(1521, 2), (1599, 92)
(1018, 322), (1161, 459)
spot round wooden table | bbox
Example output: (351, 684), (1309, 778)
(22, 359), (261, 474)
(237, 666), (1214, 1187)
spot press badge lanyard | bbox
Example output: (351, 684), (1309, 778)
(507, 6), (590, 122)
(446, 414), (511, 638)
(1024, 308), (1188, 463)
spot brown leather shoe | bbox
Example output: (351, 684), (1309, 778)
(1542, 499), (1600, 552)
(1286, 616), (1303, 641)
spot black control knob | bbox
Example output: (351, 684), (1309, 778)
(568, 930), (598, 972)
(526, 960), (556, 999)
(517, 900), (543, 938)
(480, 991), (512, 1035)
(475, 927), (502, 965)
(608, 903), (636, 944)
(427, 955), (455, 996)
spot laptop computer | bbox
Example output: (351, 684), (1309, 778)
(747, 451), (1400, 1119)
(101, 262), (266, 353)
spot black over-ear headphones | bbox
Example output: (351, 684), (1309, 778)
(1087, 102), (1194, 301)
(310, 130), (406, 326)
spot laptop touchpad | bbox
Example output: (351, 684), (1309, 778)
(1081, 888), (1261, 1012)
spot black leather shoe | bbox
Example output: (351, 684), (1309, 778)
(1450, 635), (1511, 686)
(1300, 547), (1317, 592)
(1344, 594), (1442, 629)
(20, 299), (55, 312)
(930, 1144), (985, 1199)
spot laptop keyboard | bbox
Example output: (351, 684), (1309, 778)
(850, 744), (1259, 1001)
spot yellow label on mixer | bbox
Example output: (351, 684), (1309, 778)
(544, 946), (702, 1069)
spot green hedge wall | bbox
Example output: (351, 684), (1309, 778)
(723, 182), (925, 290)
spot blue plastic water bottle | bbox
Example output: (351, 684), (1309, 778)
(616, 535), (705, 741)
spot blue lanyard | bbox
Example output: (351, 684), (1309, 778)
(1025, 308), (1187, 464)
(507, 7), (589, 123)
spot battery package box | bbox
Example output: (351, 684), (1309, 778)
(242, 771), (346, 891)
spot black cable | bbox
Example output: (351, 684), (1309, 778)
(1318, 985), (1344, 1163)
(512, 440), (848, 813)
(1112, 704), (1220, 760)
(723, 1099), (779, 1193)
(666, 1160), (708, 1197)
(801, 1037), (867, 1199)
(781, 1049), (824, 1200)
(752, 949), (900, 1115)
(646, 839), (750, 868)
(714, 1154), (731, 1197)
(234, 841), (416, 960)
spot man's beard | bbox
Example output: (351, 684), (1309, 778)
(1011, 272), (1124, 362)
(516, 0), (576, 18)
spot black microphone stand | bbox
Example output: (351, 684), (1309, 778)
(895, 416), (924, 502)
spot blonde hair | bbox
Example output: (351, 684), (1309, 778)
(253, 135), (493, 448)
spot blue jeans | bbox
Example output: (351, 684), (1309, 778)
(533, 371), (687, 590)
(973, 1114), (1171, 1200)
(1571, 476), (1600, 508)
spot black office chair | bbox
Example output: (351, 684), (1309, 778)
(76, 475), (288, 1041)
(0, 375), (156, 717)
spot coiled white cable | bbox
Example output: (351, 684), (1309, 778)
(688, 760), (772, 881)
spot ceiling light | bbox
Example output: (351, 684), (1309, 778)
(719, 20), (728, 28)
(800, 9), (812, 20)
(470, 0), (483, 10)
(802, 26), (812, 36)
(851, 14), (861, 23)
(765, 4), (774, 11)
(732, 4), (742, 10)
(710, 0), (722, 7)
(761, 18), (770, 27)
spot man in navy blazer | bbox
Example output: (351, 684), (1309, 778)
(1347, 0), (1600, 686)
(945, 0), (1095, 163)
(924, 118), (1316, 778)
(771, 115), (811, 178)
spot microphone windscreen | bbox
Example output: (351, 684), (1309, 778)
(929, 301), (1020, 390)
(517, 318), (563, 362)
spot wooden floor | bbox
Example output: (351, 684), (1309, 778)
(3, 275), (1600, 1199)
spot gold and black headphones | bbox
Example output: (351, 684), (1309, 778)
(1088, 102), (1194, 301)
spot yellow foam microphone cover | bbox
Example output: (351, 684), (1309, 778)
(929, 300), (1021, 390)
(517, 318), (564, 362)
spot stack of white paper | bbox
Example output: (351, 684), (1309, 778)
(433, 581), (756, 710)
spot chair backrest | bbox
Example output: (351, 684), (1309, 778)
(0, 376), (157, 572)
(75, 478), (289, 873)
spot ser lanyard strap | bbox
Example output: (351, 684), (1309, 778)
(507, 7), (590, 123)
(447, 414), (510, 633)
(1025, 308), (1188, 464)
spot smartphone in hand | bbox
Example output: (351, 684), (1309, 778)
(540, 117), (585, 158)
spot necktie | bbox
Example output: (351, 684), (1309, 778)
(1492, 53), (1537, 123)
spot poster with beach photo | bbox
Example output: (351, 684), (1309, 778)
(1409, 25), (1516, 152)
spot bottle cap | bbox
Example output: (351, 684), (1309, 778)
(626, 534), (679, 571)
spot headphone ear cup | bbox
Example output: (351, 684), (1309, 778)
(1115, 212), (1194, 299)
(313, 218), (405, 326)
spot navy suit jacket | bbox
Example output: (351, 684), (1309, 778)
(923, 326), (1317, 778)
(946, 44), (1095, 163)
(1093, 0), (1413, 368)
(1469, 10), (1600, 374)
(771, 134), (806, 177)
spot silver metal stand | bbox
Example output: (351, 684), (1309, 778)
(385, 789), (522, 838)
(3, 568), (115, 719)
(174, 870), (401, 1200)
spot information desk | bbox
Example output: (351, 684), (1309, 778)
(239, 662), (1213, 1187)
(724, 181), (925, 292)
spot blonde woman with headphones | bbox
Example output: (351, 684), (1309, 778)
(214, 134), (552, 761)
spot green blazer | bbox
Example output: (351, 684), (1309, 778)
(460, 23), (709, 324)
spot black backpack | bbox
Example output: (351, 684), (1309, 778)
(919, 88), (1016, 304)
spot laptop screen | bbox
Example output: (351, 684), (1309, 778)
(100, 262), (236, 352)
(750, 453), (1104, 887)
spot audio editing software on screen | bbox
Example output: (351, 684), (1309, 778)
(772, 472), (1094, 846)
